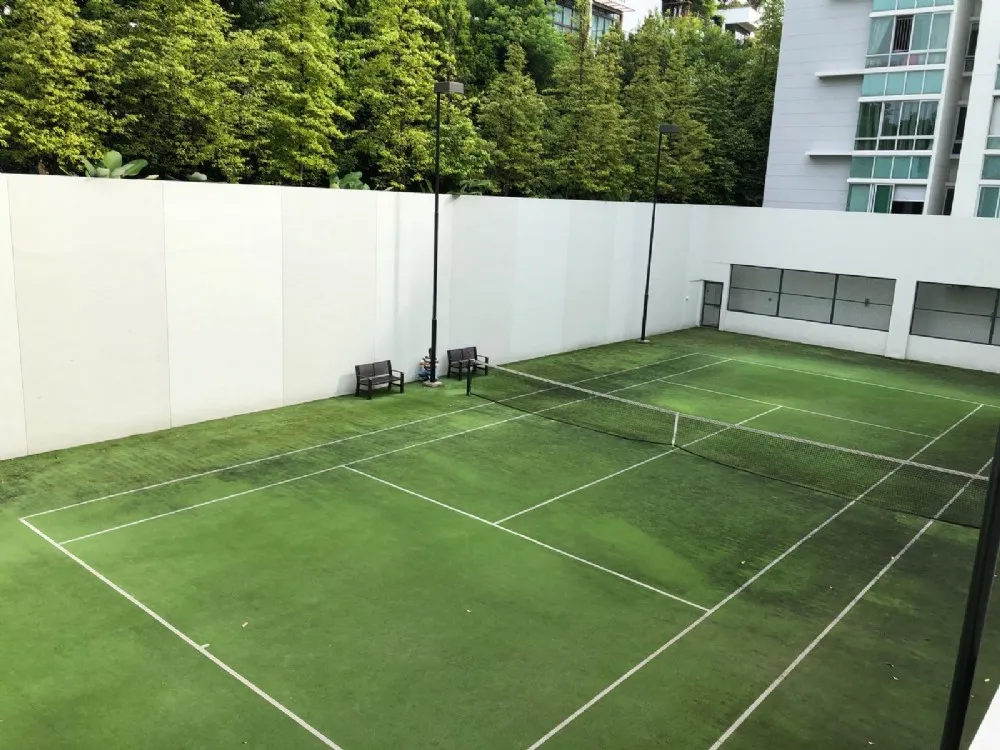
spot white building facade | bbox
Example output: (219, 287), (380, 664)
(764, 0), (1000, 217)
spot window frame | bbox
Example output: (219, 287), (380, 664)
(865, 11), (952, 69)
(855, 99), (939, 151)
(910, 282), (1000, 345)
(727, 265), (895, 332)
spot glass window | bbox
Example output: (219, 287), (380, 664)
(867, 17), (893, 67)
(911, 282), (999, 344)
(954, 105), (967, 155)
(862, 74), (887, 96)
(855, 102), (881, 149)
(911, 14), (931, 51)
(979, 186), (1000, 218)
(929, 12), (951, 49)
(996, 64), (1000, 91)
(856, 100), (938, 151)
(884, 72), (905, 95)
(847, 184), (872, 212)
(882, 101), (902, 137)
(873, 0), (894, 9)
(903, 71), (923, 95)
(873, 184), (894, 212)
(984, 156), (1000, 180)
(867, 12), (951, 67)
(891, 156), (911, 178)
(988, 99), (1000, 150)
(850, 157), (875, 178)
(898, 101), (919, 136)
(911, 155), (931, 178)
(923, 69), (944, 93)
(874, 156), (893, 178)
(944, 187), (955, 215)
(915, 100), (938, 148)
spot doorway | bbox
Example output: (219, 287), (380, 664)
(701, 281), (722, 328)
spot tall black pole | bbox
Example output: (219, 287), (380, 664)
(940, 432), (1000, 750)
(429, 91), (442, 384)
(639, 130), (665, 344)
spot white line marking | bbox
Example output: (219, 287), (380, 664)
(712, 354), (989, 407)
(494, 365), (986, 484)
(707, 457), (993, 750)
(344, 467), (710, 612)
(19, 518), (345, 750)
(495, 406), (782, 525)
(56, 358), (716, 545)
(27, 354), (700, 521)
(659, 380), (933, 438)
(525, 405), (985, 749)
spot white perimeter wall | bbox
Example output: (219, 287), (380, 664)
(4, 174), (1000, 459)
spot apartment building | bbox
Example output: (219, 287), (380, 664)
(550, 0), (761, 42)
(550, 0), (632, 39)
(764, 0), (1000, 217)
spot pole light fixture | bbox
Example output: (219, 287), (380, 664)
(639, 123), (680, 344)
(426, 80), (465, 387)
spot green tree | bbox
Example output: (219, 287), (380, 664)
(732, 0), (782, 205)
(0, 0), (107, 174)
(255, 0), (350, 184)
(467, 0), (567, 91)
(622, 16), (714, 204)
(340, 0), (486, 190)
(543, 2), (628, 200)
(478, 43), (546, 196)
(339, 0), (439, 189)
(95, 0), (251, 180)
(431, 0), (475, 84)
(216, 0), (273, 29)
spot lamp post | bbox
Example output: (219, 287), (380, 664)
(426, 80), (465, 387)
(639, 123), (679, 344)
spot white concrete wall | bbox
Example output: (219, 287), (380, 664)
(6, 175), (171, 456)
(9, 177), (1000, 458)
(0, 176), (27, 459)
(696, 205), (1000, 372)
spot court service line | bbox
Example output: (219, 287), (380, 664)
(494, 405), (782, 525)
(707, 456), (992, 750)
(19, 518), (346, 750)
(57, 359), (717, 545)
(525, 404), (985, 749)
(710, 354), (992, 408)
(657, 380), (933, 438)
(25, 353), (699, 521)
(344, 467), (710, 612)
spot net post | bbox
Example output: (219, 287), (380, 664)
(940, 428), (1000, 750)
(671, 412), (679, 447)
(466, 363), (474, 397)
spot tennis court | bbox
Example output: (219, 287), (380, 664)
(6, 328), (1000, 749)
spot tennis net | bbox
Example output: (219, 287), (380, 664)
(470, 364), (990, 528)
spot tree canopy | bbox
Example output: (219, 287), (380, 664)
(0, 0), (782, 205)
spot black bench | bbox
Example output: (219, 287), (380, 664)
(447, 347), (489, 380)
(355, 360), (404, 399)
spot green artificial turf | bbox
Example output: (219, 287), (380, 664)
(3, 328), (1000, 750)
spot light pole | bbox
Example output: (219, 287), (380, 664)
(426, 80), (465, 387)
(639, 123), (679, 344)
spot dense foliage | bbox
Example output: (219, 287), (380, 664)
(0, 0), (781, 205)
